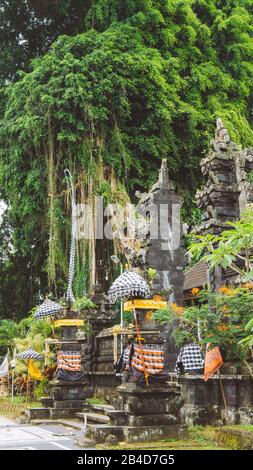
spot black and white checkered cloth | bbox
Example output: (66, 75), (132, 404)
(34, 298), (64, 319)
(65, 169), (76, 304)
(16, 348), (43, 361)
(175, 343), (204, 373)
(108, 271), (151, 304)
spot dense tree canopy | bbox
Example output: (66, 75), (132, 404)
(0, 0), (253, 318)
(0, 0), (92, 84)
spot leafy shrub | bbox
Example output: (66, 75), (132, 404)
(34, 378), (49, 400)
(73, 297), (96, 311)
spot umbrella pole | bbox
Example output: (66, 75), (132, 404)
(218, 372), (230, 424)
(132, 301), (149, 386)
(26, 371), (29, 404)
(50, 316), (55, 338)
(26, 359), (30, 405)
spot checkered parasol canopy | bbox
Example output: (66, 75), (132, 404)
(16, 348), (43, 361)
(34, 298), (64, 319)
(108, 271), (151, 304)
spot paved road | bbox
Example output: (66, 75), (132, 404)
(0, 416), (89, 450)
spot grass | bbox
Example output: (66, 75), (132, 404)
(0, 396), (42, 419)
(96, 426), (231, 450)
(219, 425), (253, 432)
(0, 396), (26, 405)
(97, 425), (253, 450)
(87, 396), (107, 405)
(0, 396), (41, 407)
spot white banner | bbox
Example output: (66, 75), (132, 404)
(0, 356), (9, 378)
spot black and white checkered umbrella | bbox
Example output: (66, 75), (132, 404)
(108, 271), (151, 304)
(16, 348), (43, 361)
(34, 298), (64, 319)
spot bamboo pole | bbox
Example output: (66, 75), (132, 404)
(132, 301), (149, 386)
(218, 371), (230, 424)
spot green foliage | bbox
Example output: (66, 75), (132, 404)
(247, 171), (253, 184)
(188, 209), (253, 280)
(72, 296), (97, 311)
(12, 309), (53, 340)
(122, 310), (134, 325)
(34, 378), (49, 401)
(153, 305), (176, 325)
(173, 287), (253, 361)
(0, 0), (92, 84)
(1, 1), (253, 317)
(146, 268), (157, 287)
(87, 395), (107, 405)
(0, 319), (22, 355)
(238, 317), (253, 349)
(0, 314), (53, 372)
(15, 333), (45, 356)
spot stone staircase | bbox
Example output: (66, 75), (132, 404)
(74, 383), (187, 446)
(76, 402), (128, 427)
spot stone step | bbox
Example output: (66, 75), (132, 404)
(25, 407), (50, 420)
(50, 408), (84, 420)
(31, 419), (84, 431)
(17, 416), (30, 424)
(53, 400), (87, 409)
(41, 396), (54, 408)
(106, 409), (128, 425)
(26, 406), (87, 420)
(90, 404), (114, 414)
(81, 423), (187, 445)
(76, 412), (110, 425)
(105, 395), (123, 410)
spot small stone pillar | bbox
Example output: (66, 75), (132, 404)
(84, 282), (117, 389)
(47, 310), (92, 419)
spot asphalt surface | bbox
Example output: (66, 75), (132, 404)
(0, 416), (90, 450)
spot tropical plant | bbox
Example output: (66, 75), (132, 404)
(72, 297), (97, 311)
(13, 310), (53, 341)
(146, 268), (157, 287)
(153, 287), (253, 370)
(188, 209), (253, 281)
(34, 378), (50, 400)
(239, 318), (253, 351)
(0, 319), (24, 356)
(153, 305), (177, 325)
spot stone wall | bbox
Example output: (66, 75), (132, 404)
(179, 368), (253, 426)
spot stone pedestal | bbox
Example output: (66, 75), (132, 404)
(26, 310), (93, 420)
(118, 382), (182, 424)
(82, 382), (186, 444)
(45, 378), (92, 419)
